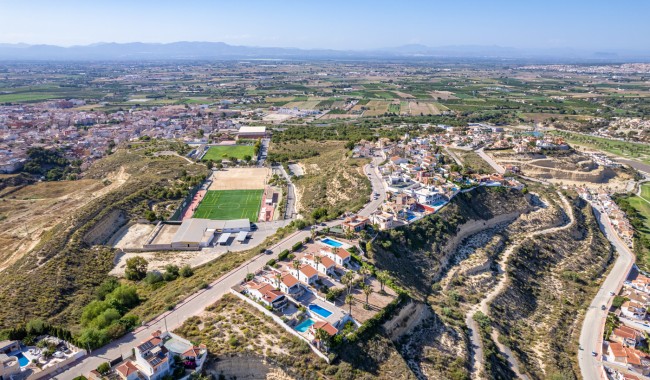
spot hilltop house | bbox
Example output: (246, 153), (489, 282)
(298, 264), (319, 285)
(608, 342), (650, 375)
(244, 281), (288, 310)
(341, 215), (369, 232)
(611, 325), (644, 347)
(321, 246), (351, 267)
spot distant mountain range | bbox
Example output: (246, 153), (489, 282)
(0, 41), (648, 62)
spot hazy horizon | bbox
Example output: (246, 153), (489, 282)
(1, 0), (649, 51)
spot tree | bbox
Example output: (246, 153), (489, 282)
(314, 255), (322, 271)
(341, 271), (355, 295)
(125, 256), (148, 281)
(97, 362), (110, 375)
(314, 328), (331, 351)
(377, 270), (389, 293)
(359, 266), (371, 284)
(345, 294), (355, 315)
(292, 259), (301, 278)
(275, 272), (283, 289)
(365, 241), (374, 257)
(363, 285), (373, 309)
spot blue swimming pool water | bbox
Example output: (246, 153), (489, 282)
(406, 213), (417, 221)
(321, 238), (343, 248)
(295, 318), (316, 333)
(431, 200), (447, 207)
(13, 352), (29, 367)
(309, 304), (333, 318)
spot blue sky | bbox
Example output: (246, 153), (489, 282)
(1, 0), (648, 50)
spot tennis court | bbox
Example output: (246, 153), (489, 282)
(192, 189), (263, 222)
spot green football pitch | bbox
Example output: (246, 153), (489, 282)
(202, 145), (255, 161)
(192, 190), (262, 222)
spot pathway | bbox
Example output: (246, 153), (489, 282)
(465, 192), (575, 380)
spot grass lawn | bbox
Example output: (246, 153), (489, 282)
(640, 183), (650, 202)
(192, 189), (262, 221)
(626, 195), (650, 271)
(550, 130), (650, 166)
(203, 145), (254, 161)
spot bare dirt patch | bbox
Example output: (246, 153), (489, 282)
(0, 177), (122, 272)
(210, 167), (271, 190)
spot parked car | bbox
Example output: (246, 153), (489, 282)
(601, 305), (607, 310)
(592, 351), (597, 357)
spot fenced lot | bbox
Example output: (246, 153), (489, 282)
(193, 189), (263, 221)
(209, 167), (270, 190)
(203, 145), (255, 161)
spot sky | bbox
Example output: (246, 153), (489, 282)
(0, 0), (649, 51)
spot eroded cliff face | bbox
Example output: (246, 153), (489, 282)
(372, 187), (535, 296)
(489, 196), (613, 380)
(332, 187), (538, 380)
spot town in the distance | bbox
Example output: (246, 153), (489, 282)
(2, 41), (650, 380)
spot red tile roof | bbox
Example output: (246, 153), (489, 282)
(282, 273), (299, 287)
(312, 321), (338, 336)
(300, 264), (318, 278)
(116, 360), (139, 377)
(320, 256), (336, 268)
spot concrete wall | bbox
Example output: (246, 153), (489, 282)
(27, 350), (87, 380)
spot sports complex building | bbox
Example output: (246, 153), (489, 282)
(134, 167), (280, 251)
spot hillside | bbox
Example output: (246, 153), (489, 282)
(0, 140), (208, 330)
(356, 186), (612, 380)
(488, 194), (613, 379)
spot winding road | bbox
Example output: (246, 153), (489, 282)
(465, 192), (575, 380)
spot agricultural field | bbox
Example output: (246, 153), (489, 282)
(405, 100), (445, 116)
(192, 189), (263, 221)
(203, 145), (255, 161)
(357, 100), (390, 117)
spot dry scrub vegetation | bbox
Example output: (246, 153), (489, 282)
(270, 140), (371, 219)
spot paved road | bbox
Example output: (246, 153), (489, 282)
(276, 164), (297, 219)
(358, 155), (387, 217)
(475, 148), (505, 174)
(55, 156), (387, 379)
(578, 205), (635, 380)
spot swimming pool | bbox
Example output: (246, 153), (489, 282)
(321, 238), (343, 248)
(431, 200), (447, 207)
(13, 352), (29, 367)
(309, 304), (333, 318)
(294, 318), (316, 333)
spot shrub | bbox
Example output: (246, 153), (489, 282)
(145, 272), (163, 285)
(163, 264), (180, 281)
(278, 250), (290, 260)
(292, 242), (303, 252)
(97, 362), (110, 375)
(179, 265), (194, 278)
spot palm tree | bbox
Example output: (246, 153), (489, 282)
(359, 266), (371, 284)
(292, 259), (301, 278)
(345, 293), (355, 315)
(274, 272), (282, 289)
(363, 285), (373, 309)
(377, 270), (389, 293)
(341, 271), (355, 295)
(314, 328), (330, 352)
(314, 255), (322, 272)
